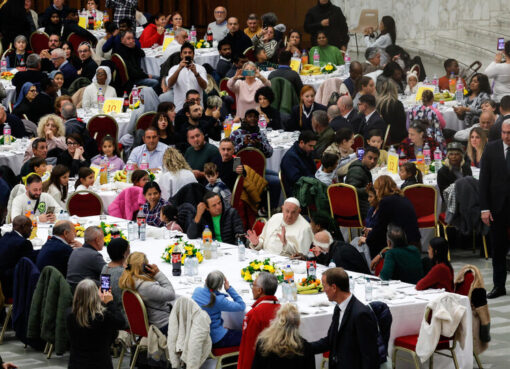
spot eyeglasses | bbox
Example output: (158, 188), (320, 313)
(66, 142), (79, 146)
(214, 10), (226, 13)
(28, 89), (37, 93)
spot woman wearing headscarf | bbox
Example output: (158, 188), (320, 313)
(82, 66), (117, 108)
(0, 0), (31, 49)
(13, 82), (39, 121)
(49, 70), (68, 96)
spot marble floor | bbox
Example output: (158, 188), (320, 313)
(0, 248), (507, 369)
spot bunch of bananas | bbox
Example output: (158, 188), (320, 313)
(297, 277), (323, 294)
(113, 170), (127, 182)
(300, 64), (321, 76)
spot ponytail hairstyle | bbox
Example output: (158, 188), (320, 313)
(75, 167), (95, 189)
(298, 85), (316, 128)
(429, 237), (454, 277)
(204, 270), (225, 308)
(402, 162), (423, 183)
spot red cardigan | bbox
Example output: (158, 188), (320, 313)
(237, 295), (280, 369)
(416, 263), (454, 292)
(139, 23), (164, 48)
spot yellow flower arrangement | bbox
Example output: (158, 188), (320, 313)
(321, 63), (337, 74)
(99, 221), (127, 246)
(161, 238), (203, 264)
(241, 258), (283, 283)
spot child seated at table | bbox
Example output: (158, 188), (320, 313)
(91, 135), (125, 171)
(404, 70), (419, 95)
(399, 162), (423, 190)
(23, 157), (51, 184)
(75, 167), (95, 191)
(160, 204), (183, 232)
(255, 49), (277, 71)
(315, 152), (338, 186)
(204, 162), (232, 206)
(366, 129), (388, 166)
(131, 169), (150, 188)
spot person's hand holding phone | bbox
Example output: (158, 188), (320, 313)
(234, 68), (243, 80)
(144, 263), (160, 277)
(99, 289), (113, 304)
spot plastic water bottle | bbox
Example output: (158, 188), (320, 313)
(328, 260), (336, 268)
(237, 237), (245, 261)
(3, 122), (11, 145)
(190, 25), (197, 43)
(313, 49), (320, 67)
(211, 241), (218, 259)
(344, 50), (351, 71)
(131, 85), (139, 107)
(432, 74), (439, 93)
(62, 211), (69, 220)
(137, 207), (146, 241)
(202, 226), (213, 259)
(126, 160), (135, 182)
(423, 142), (431, 166)
(192, 256), (199, 276)
(283, 264), (294, 283)
(127, 221), (136, 240)
(139, 153), (149, 170)
(97, 87), (104, 110)
(293, 50), (299, 59)
(307, 250), (316, 278)
(388, 145), (396, 155)
(365, 278), (373, 301)
(183, 256), (190, 276)
(289, 282), (297, 302)
(349, 276), (354, 291)
(0, 57), (6, 73)
(47, 225), (53, 240)
(434, 146), (442, 171)
(281, 282), (289, 303)
(455, 77), (464, 104)
(258, 115), (267, 131)
(57, 210), (64, 220)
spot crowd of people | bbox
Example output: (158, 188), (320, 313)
(0, 0), (508, 368)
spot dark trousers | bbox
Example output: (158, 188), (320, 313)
(490, 207), (510, 289)
(212, 329), (242, 348)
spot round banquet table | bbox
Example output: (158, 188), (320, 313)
(401, 95), (466, 131)
(77, 107), (133, 140)
(260, 66), (348, 92)
(0, 139), (31, 175)
(0, 215), (473, 369)
(142, 47), (220, 77)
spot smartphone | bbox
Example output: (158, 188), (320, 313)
(242, 70), (255, 77)
(47, 206), (55, 214)
(185, 55), (192, 65)
(100, 274), (111, 292)
(498, 37), (505, 51)
(143, 263), (151, 274)
(232, 157), (241, 171)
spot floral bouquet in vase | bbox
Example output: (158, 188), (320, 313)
(161, 238), (204, 264)
(241, 258), (284, 283)
(100, 221), (127, 246)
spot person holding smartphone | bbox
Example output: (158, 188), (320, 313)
(166, 42), (208, 111)
(485, 39), (510, 102)
(227, 61), (271, 120)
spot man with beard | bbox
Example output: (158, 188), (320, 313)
(215, 39), (233, 80)
(11, 174), (62, 222)
(184, 127), (221, 183)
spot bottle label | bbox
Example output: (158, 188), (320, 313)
(3, 128), (11, 136)
(172, 252), (182, 264)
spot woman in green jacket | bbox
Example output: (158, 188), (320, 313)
(309, 31), (345, 67)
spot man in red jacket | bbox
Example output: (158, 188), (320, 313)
(237, 272), (280, 369)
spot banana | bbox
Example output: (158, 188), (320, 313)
(298, 289), (319, 294)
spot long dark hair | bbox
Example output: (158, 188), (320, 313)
(99, 135), (120, 157)
(43, 164), (70, 202)
(379, 16), (396, 44)
(429, 237), (453, 275)
(401, 162), (423, 183)
(150, 112), (174, 137)
(469, 73), (491, 96)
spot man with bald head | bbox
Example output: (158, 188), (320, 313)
(330, 95), (363, 133)
(205, 6), (228, 41)
(0, 215), (36, 298)
(37, 220), (82, 276)
(480, 119), (510, 298)
(247, 198), (314, 256)
(454, 111), (495, 141)
(310, 230), (370, 273)
(222, 17), (252, 58)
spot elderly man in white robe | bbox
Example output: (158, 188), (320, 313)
(246, 198), (314, 256)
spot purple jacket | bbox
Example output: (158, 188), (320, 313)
(91, 155), (125, 171)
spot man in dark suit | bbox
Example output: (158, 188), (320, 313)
(358, 94), (387, 138)
(12, 54), (45, 96)
(489, 95), (510, 142)
(50, 48), (77, 89)
(310, 267), (379, 369)
(268, 51), (303, 97)
(480, 119), (510, 298)
(37, 220), (82, 277)
(0, 215), (36, 299)
(222, 17), (252, 58)
(330, 95), (363, 133)
(30, 77), (58, 124)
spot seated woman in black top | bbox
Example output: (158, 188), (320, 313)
(255, 86), (281, 130)
(67, 279), (125, 369)
(13, 82), (38, 121)
(7, 35), (30, 69)
(288, 85), (326, 131)
(57, 133), (91, 177)
(252, 303), (315, 369)
(150, 112), (176, 146)
(437, 142), (472, 200)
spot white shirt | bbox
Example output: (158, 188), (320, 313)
(364, 33), (392, 65)
(205, 21), (228, 41)
(364, 109), (376, 123)
(11, 192), (62, 221)
(162, 39), (183, 59)
(504, 141), (509, 159)
(128, 142), (169, 169)
(485, 61), (510, 102)
(156, 169), (197, 200)
(166, 63), (207, 110)
(337, 293), (353, 330)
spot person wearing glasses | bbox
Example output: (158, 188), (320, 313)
(75, 43), (98, 81)
(205, 6), (228, 41)
(57, 133), (91, 177)
(50, 48), (77, 89)
(13, 82), (38, 120)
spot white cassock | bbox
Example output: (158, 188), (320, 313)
(251, 213), (314, 256)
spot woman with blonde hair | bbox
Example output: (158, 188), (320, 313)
(289, 85), (326, 131)
(365, 175), (421, 263)
(23, 114), (67, 161)
(192, 270), (245, 348)
(157, 147), (197, 200)
(376, 79), (407, 143)
(251, 303), (315, 368)
(66, 279), (125, 369)
(118, 252), (175, 334)
(466, 126), (487, 168)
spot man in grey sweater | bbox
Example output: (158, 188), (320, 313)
(66, 226), (106, 290)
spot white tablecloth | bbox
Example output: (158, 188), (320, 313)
(261, 66), (348, 92)
(1, 77), (17, 109)
(0, 140), (30, 175)
(1, 215), (473, 369)
(142, 47), (220, 77)
(77, 108), (133, 140)
(401, 96), (466, 131)
(88, 26), (143, 41)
